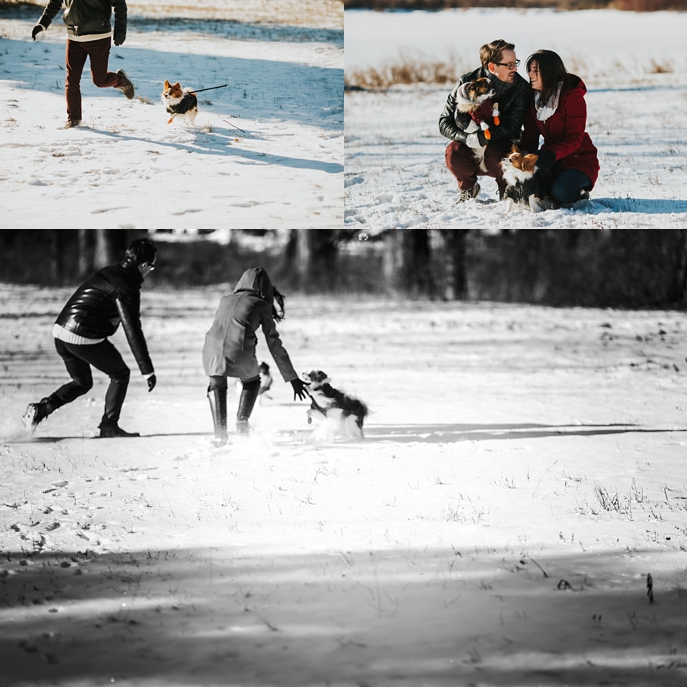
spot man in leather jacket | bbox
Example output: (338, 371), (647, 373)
(439, 39), (530, 202)
(31, 0), (135, 129)
(23, 238), (157, 438)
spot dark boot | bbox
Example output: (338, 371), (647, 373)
(236, 379), (260, 436)
(99, 418), (140, 438)
(22, 398), (54, 431)
(207, 386), (228, 446)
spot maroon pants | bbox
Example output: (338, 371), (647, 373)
(445, 139), (512, 195)
(65, 37), (124, 121)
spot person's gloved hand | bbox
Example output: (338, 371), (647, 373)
(147, 374), (157, 392)
(466, 130), (488, 149)
(535, 148), (556, 171)
(114, 30), (126, 46)
(290, 378), (309, 402)
(32, 25), (45, 41)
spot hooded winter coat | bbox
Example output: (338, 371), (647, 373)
(202, 268), (298, 382)
(521, 76), (599, 188)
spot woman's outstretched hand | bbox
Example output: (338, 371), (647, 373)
(290, 378), (309, 402)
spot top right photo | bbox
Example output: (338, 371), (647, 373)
(344, 0), (687, 228)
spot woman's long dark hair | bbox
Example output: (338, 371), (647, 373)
(272, 287), (286, 322)
(527, 50), (575, 107)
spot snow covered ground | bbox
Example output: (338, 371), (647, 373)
(2, 282), (687, 685)
(0, 1), (343, 228)
(344, 9), (687, 228)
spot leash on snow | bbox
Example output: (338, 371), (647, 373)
(220, 118), (247, 135)
(182, 83), (248, 135)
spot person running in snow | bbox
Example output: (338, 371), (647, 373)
(203, 267), (309, 447)
(23, 238), (158, 439)
(521, 50), (600, 206)
(31, 0), (135, 129)
(439, 39), (530, 202)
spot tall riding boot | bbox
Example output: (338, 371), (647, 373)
(207, 386), (228, 446)
(236, 379), (260, 436)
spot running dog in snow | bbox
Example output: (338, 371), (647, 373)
(162, 80), (198, 125)
(454, 77), (499, 173)
(500, 145), (553, 213)
(302, 370), (368, 441)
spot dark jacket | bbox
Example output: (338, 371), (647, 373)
(521, 76), (599, 188)
(202, 268), (298, 382)
(55, 261), (153, 375)
(439, 67), (530, 145)
(38, 0), (127, 40)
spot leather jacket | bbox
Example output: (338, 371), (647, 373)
(38, 0), (127, 39)
(439, 67), (530, 145)
(55, 261), (154, 375)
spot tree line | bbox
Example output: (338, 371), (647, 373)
(343, 0), (686, 10)
(0, 229), (686, 309)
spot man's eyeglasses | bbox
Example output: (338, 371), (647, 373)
(493, 59), (520, 70)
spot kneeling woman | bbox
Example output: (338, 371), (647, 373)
(202, 267), (308, 446)
(522, 50), (599, 204)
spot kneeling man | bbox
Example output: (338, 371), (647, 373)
(439, 39), (530, 202)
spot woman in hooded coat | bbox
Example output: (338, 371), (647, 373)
(202, 267), (308, 445)
(521, 49), (600, 205)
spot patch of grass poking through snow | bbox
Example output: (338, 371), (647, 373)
(593, 482), (633, 516)
(443, 494), (488, 524)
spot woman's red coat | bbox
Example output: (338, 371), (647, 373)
(522, 76), (599, 188)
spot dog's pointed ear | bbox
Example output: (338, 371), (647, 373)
(511, 143), (520, 154)
(173, 82), (181, 89)
(164, 80), (170, 89)
(523, 154), (539, 171)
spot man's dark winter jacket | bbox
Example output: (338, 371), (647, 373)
(38, 0), (127, 39)
(439, 67), (530, 146)
(55, 261), (153, 375)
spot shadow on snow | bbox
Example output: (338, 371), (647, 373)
(363, 422), (684, 444)
(0, 545), (685, 685)
(592, 198), (687, 215)
(2, 6), (343, 46)
(2, 37), (343, 132)
(89, 127), (343, 173)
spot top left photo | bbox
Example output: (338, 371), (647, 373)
(0, 0), (344, 229)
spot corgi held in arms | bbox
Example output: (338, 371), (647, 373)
(162, 80), (198, 125)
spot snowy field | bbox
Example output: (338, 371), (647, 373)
(0, 1), (343, 229)
(2, 283), (687, 685)
(344, 9), (687, 229)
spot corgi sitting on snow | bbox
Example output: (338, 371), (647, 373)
(500, 144), (555, 213)
(302, 369), (368, 442)
(162, 80), (198, 125)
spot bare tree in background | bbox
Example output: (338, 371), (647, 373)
(78, 229), (95, 277)
(438, 230), (469, 300)
(671, 230), (687, 306)
(282, 230), (341, 290)
(382, 229), (434, 298)
(94, 230), (130, 268)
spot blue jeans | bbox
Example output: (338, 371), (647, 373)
(550, 168), (592, 204)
